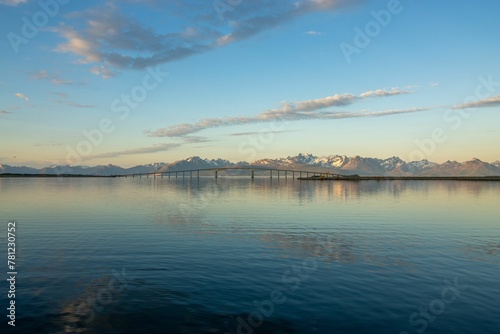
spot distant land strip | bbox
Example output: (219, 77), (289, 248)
(1, 173), (500, 181)
(299, 176), (500, 181)
(0, 174), (110, 178)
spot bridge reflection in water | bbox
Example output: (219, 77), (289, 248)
(116, 167), (341, 179)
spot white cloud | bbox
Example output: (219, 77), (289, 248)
(90, 66), (117, 79)
(145, 87), (423, 138)
(146, 107), (430, 138)
(359, 89), (408, 98)
(30, 70), (49, 80)
(84, 143), (181, 160)
(453, 95), (500, 109)
(52, 92), (68, 98)
(272, 88), (409, 114)
(51, 78), (74, 86)
(31, 70), (82, 86)
(302, 30), (323, 36)
(15, 93), (29, 102)
(0, 0), (28, 6)
(52, 100), (94, 108)
(55, 27), (102, 64)
(182, 136), (212, 144)
(275, 94), (357, 113)
(53, 0), (361, 70)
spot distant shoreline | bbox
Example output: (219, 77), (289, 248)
(0, 174), (110, 178)
(1, 173), (500, 181)
(298, 176), (500, 181)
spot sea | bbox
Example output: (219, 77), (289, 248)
(1, 177), (499, 333)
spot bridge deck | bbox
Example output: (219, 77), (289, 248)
(116, 166), (342, 179)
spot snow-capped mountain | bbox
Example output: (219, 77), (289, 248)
(254, 153), (350, 169)
(156, 156), (237, 172)
(0, 164), (39, 174)
(420, 158), (500, 176)
(250, 154), (499, 176)
(1, 154), (499, 176)
(341, 156), (387, 175)
(254, 154), (418, 175)
(126, 162), (167, 174)
(37, 164), (128, 175)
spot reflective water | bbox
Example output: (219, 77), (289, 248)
(0, 178), (499, 333)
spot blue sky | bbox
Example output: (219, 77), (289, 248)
(1, 0), (499, 167)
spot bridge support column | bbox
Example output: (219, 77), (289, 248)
(251, 170), (254, 179)
(299, 172), (302, 178)
(215, 170), (218, 179)
(307, 172), (309, 178)
(183, 171), (185, 178)
(277, 171), (280, 178)
(285, 171), (287, 179)
(176, 172), (178, 178)
(270, 170), (272, 178)
(168, 173), (170, 178)
(197, 170), (200, 178)
(190, 171), (192, 178)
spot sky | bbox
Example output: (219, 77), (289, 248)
(1, 0), (499, 168)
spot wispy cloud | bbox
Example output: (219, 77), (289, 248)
(271, 88), (409, 114)
(15, 92), (29, 102)
(30, 70), (84, 86)
(51, 78), (74, 86)
(230, 130), (298, 136)
(30, 70), (49, 80)
(146, 88), (416, 137)
(52, 92), (69, 98)
(429, 82), (440, 87)
(90, 66), (117, 79)
(302, 30), (323, 36)
(359, 89), (408, 98)
(147, 107), (430, 138)
(0, 0), (28, 6)
(0, 110), (12, 114)
(53, 0), (362, 70)
(453, 95), (500, 109)
(52, 100), (94, 108)
(84, 143), (181, 160)
(181, 136), (212, 144)
(276, 93), (357, 112)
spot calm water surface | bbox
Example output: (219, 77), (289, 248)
(1, 178), (499, 333)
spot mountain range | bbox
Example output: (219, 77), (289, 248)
(1, 154), (500, 176)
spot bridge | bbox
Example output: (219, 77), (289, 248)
(116, 166), (342, 179)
